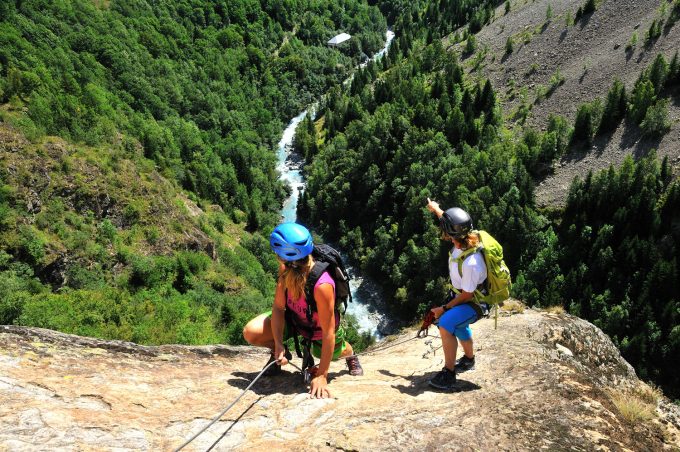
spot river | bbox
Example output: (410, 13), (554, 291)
(276, 30), (395, 338)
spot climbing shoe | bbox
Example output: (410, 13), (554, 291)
(345, 354), (364, 376)
(428, 367), (456, 391)
(455, 355), (475, 373)
(263, 348), (292, 376)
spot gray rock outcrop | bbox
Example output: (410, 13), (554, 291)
(1, 310), (678, 451)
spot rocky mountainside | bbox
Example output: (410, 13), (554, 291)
(2, 310), (679, 451)
(456, 0), (680, 206)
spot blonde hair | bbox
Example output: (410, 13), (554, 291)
(280, 255), (314, 300)
(453, 231), (480, 250)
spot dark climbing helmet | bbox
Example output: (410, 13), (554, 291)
(270, 222), (314, 261)
(439, 207), (473, 238)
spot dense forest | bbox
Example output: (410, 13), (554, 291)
(0, 0), (386, 223)
(0, 0), (678, 399)
(298, 1), (680, 397)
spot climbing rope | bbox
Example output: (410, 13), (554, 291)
(173, 359), (303, 452)
(357, 335), (421, 355)
(174, 328), (441, 451)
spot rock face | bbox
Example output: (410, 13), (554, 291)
(1, 310), (679, 451)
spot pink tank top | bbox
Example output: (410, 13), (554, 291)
(286, 272), (338, 341)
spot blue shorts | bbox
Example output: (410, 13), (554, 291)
(437, 303), (478, 341)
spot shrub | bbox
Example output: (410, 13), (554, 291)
(646, 19), (662, 44)
(464, 34), (477, 55)
(98, 219), (117, 244)
(505, 36), (514, 55)
(123, 201), (144, 225)
(19, 226), (45, 267)
(547, 70), (565, 95)
(583, 0), (597, 15)
(640, 99), (671, 137)
(571, 100), (602, 145)
(647, 54), (669, 93)
(626, 31), (638, 52)
(0, 270), (41, 323)
(128, 254), (176, 289)
(173, 251), (210, 293)
(66, 265), (106, 289)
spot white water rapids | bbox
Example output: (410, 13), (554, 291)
(276, 30), (395, 338)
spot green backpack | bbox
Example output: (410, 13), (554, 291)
(453, 230), (512, 328)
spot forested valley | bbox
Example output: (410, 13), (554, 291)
(0, 0), (385, 347)
(1, 0), (679, 399)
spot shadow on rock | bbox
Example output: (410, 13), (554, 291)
(229, 370), (306, 396)
(378, 369), (481, 396)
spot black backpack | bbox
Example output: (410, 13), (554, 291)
(303, 243), (353, 320)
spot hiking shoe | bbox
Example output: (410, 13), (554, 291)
(428, 367), (456, 390)
(455, 355), (475, 373)
(345, 355), (364, 376)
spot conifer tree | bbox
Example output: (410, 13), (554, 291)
(629, 79), (656, 123)
(598, 79), (627, 134)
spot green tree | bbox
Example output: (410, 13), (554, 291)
(628, 79), (656, 124)
(571, 100), (601, 145)
(640, 99), (671, 137)
(598, 79), (627, 134)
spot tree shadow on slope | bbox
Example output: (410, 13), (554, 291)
(617, 118), (664, 160)
(559, 140), (594, 164)
(559, 28), (568, 43)
(557, 116), (663, 172)
(378, 369), (481, 396)
(577, 12), (594, 31)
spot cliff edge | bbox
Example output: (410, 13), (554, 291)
(1, 309), (679, 451)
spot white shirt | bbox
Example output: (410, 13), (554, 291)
(448, 248), (487, 293)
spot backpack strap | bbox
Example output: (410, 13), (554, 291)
(452, 245), (481, 279)
(304, 261), (330, 324)
(284, 291), (304, 358)
(451, 246), (488, 302)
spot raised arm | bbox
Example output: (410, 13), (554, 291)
(426, 197), (444, 218)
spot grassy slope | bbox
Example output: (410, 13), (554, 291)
(0, 110), (277, 345)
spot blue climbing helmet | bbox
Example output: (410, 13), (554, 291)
(270, 222), (314, 261)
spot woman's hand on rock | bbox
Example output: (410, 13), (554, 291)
(309, 374), (331, 399)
